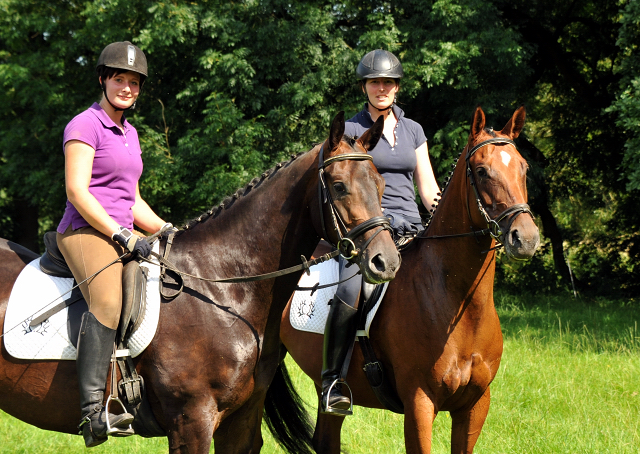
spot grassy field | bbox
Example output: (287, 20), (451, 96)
(1, 291), (639, 453)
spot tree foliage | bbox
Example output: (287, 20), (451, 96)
(1, 0), (638, 296)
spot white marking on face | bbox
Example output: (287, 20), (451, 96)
(500, 150), (511, 167)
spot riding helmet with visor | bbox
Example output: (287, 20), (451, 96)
(96, 41), (148, 111)
(356, 49), (403, 80)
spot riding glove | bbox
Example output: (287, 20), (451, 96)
(386, 213), (420, 237)
(112, 227), (151, 258)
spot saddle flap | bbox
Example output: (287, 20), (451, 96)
(119, 261), (147, 345)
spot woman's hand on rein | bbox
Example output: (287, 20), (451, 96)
(112, 226), (152, 258)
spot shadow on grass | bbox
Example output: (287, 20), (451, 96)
(494, 290), (640, 354)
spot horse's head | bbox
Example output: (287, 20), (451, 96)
(317, 112), (400, 283)
(464, 106), (540, 260)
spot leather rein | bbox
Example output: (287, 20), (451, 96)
(154, 144), (392, 299)
(418, 137), (534, 249)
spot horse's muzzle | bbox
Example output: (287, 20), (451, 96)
(503, 223), (540, 261)
(360, 246), (401, 284)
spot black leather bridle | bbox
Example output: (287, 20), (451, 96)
(419, 138), (534, 250)
(148, 144), (394, 299)
(317, 144), (393, 262)
(465, 138), (534, 244)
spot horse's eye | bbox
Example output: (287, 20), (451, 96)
(333, 182), (347, 195)
(476, 167), (488, 178)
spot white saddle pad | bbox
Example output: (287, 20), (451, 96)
(290, 259), (388, 337)
(3, 243), (162, 360)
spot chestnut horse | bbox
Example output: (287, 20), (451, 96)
(0, 112), (400, 454)
(280, 106), (540, 453)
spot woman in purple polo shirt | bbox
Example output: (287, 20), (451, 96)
(56, 41), (169, 447)
(320, 50), (440, 416)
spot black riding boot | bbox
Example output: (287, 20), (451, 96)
(76, 312), (134, 447)
(320, 296), (358, 416)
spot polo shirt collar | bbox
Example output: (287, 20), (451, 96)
(88, 102), (130, 131)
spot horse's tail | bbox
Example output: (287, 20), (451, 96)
(263, 360), (315, 454)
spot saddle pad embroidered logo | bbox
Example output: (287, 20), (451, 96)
(290, 259), (388, 336)
(3, 244), (161, 360)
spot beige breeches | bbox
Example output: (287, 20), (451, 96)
(57, 226), (124, 329)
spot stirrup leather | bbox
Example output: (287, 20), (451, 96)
(107, 347), (135, 437)
(321, 378), (353, 416)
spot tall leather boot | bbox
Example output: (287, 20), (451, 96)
(320, 297), (358, 416)
(76, 312), (134, 447)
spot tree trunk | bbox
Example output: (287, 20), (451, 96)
(517, 138), (577, 288)
(13, 197), (40, 253)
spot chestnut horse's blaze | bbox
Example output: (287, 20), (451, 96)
(0, 112), (400, 454)
(280, 106), (540, 454)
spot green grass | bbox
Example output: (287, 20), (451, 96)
(1, 292), (639, 453)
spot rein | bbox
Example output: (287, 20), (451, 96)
(158, 144), (392, 299)
(418, 138), (533, 250)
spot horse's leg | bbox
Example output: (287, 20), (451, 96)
(450, 386), (490, 454)
(213, 392), (266, 454)
(402, 386), (436, 454)
(163, 399), (220, 454)
(312, 387), (345, 454)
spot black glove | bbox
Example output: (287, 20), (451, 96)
(386, 213), (419, 237)
(112, 227), (151, 258)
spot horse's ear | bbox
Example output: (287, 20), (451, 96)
(470, 105), (486, 139)
(357, 115), (384, 152)
(500, 105), (526, 139)
(328, 111), (346, 151)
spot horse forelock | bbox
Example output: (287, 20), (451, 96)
(178, 150), (309, 232)
(343, 134), (358, 147)
(484, 127), (497, 138)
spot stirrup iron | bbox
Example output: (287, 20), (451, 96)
(322, 378), (353, 416)
(104, 394), (134, 436)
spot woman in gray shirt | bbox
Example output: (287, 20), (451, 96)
(321, 49), (440, 416)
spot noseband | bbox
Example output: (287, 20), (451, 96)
(318, 145), (392, 261)
(465, 138), (534, 245)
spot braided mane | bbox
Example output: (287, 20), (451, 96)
(423, 126), (502, 229)
(178, 151), (308, 232)
(177, 134), (366, 233)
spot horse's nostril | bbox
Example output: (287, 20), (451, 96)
(371, 253), (386, 273)
(510, 229), (522, 247)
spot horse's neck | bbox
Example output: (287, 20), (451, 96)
(174, 151), (320, 273)
(421, 169), (497, 302)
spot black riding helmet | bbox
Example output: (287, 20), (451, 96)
(356, 49), (403, 112)
(96, 41), (148, 112)
(356, 49), (403, 80)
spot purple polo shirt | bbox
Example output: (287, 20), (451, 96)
(57, 103), (143, 233)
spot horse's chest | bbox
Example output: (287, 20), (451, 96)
(438, 353), (494, 401)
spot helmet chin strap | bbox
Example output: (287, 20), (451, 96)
(366, 93), (396, 113)
(371, 102), (392, 112)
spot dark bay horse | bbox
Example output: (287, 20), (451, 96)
(280, 106), (540, 453)
(0, 112), (400, 453)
